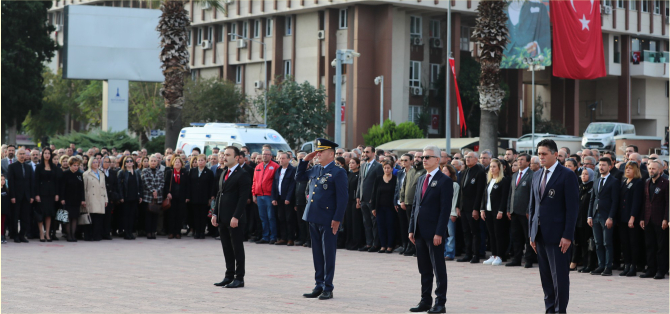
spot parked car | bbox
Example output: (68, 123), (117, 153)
(582, 122), (636, 151)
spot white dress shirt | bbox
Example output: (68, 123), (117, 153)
(278, 167), (287, 195)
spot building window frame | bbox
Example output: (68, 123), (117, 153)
(460, 26), (470, 51)
(217, 25), (224, 42)
(642, 0), (649, 12)
(242, 21), (248, 38)
(229, 23), (237, 41)
(197, 27), (203, 45)
(617, 0), (625, 8)
(283, 60), (292, 77)
(285, 16), (293, 36)
(409, 60), (421, 88)
(630, 0), (637, 10)
(266, 18), (273, 37)
(235, 66), (242, 84)
(409, 105), (422, 125)
(654, 0), (661, 14)
(207, 26), (213, 41)
(410, 16), (422, 38)
(187, 30), (192, 46)
(254, 20), (261, 38)
(339, 9), (348, 29)
(430, 63), (440, 90)
(429, 20), (440, 39)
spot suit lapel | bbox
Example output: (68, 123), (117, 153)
(541, 166), (563, 200)
(420, 171), (440, 205)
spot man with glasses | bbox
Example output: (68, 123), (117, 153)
(399, 151), (425, 257)
(356, 146), (383, 252)
(439, 151), (451, 170)
(394, 153), (412, 254)
(583, 156), (597, 172)
(335, 148), (345, 157)
(530, 156), (541, 172)
(506, 153), (535, 268)
(252, 149), (279, 244)
(479, 150), (492, 172)
(453, 152), (463, 161)
(456, 152), (486, 263)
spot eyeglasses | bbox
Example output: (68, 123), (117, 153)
(125, 160), (134, 163)
(453, 157), (460, 160)
(420, 156), (437, 160)
(583, 163), (594, 166)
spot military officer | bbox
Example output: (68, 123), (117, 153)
(297, 138), (348, 300)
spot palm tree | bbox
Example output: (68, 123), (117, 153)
(470, 0), (508, 154)
(156, 0), (223, 149)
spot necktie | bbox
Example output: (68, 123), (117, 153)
(421, 174), (431, 198)
(22, 163), (25, 178)
(9, 159), (12, 164)
(224, 169), (231, 181)
(540, 169), (549, 197)
(599, 177), (605, 192)
(516, 170), (523, 186)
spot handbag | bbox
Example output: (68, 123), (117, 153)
(78, 211), (92, 225)
(162, 174), (173, 210)
(56, 208), (69, 223)
(148, 200), (162, 214)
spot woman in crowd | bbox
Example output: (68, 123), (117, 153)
(142, 155), (164, 240)
(81, 155), (90, 172)
(118, 156), (143, 240)
(136, 156), (150, 237)
(83, 158), (108, 241)
(511, 161), (519, 174)
(163, 156), (189, 239)
(335, 157), (346, 168)
(480, 158), (511, 266)
(164, 154), (174, 169)
(442, 164), (461, 261)
(139, 156), (150, 171)
(345, 157), (363, 251)
(565, 158), (580, 177)
(35, 148), (58, 242)
(60, 157), (85, 242)
(101, 156), (118, 240)
(187, 154), (214, 239)
(2, 174), (8, 244)
(371, 160), (397, 254)
(576, 168), (598, 273)
(617, 161), (644, 277)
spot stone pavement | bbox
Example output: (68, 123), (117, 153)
(1, 237), (668, 313)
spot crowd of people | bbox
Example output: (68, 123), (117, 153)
(1, 141), (668, 280)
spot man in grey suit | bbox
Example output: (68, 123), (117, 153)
(506, 153), (535, 267)
(393, 154), (411, 254)
(356, 146), (384, 252)
(1, 145), (16, 175)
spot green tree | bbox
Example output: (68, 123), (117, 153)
(363, 119), (423, 147)
(76, 80), (103, 126)
(144, 135), (166, 154)
(51, 129), (140, 152)
(182, 77), (246, 125)
(129, 82), (166, 147)
(2, 1), (59, 143)
(253, 78), (331, 150)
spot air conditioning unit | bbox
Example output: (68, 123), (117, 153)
(411, 87), (422, 96)
(254, 81), (264, 89)
(238, 39), (247, 48)
(602, 5), (612, 14)
(54, 25), (62, 32)
(201, 40), (212, 49)
(317, 30), (325, 40)
(202, 1), (211, 9)
(431, 38), (443, 48)
(411, 37), (423, 46)
(225, 0), (234, 4)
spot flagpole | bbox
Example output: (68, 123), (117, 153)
(445, 3), (451, 155)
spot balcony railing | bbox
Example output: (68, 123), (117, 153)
(637, 50), (670, 63)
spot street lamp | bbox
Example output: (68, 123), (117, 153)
(374, 76), (384, 127)
(229, 32), (268, 126)
(331, 49), (360, 145)
(523, 56), (545, 153)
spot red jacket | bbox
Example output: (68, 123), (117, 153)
(252, 160), (279, 196)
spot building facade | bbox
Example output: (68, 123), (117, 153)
(47, 0), (669, 149)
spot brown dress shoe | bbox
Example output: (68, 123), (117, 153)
(287, 240), (294, 246)
(275, 240), (287, 245)
(168, 234), (174, 239)
(175, 234), (182, 239)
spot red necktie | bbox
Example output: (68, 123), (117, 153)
(421, 174), (431, 198)
(224, 169), (231, 181)
(516, 170), (523, 186)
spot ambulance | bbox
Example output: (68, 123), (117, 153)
(175, 123), (292, 156)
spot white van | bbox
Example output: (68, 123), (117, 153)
(582, 122), (636, 151)
(175, 123), (292, 156)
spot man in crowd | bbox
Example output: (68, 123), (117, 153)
(6, 148), (35, 243)
(252, 149), (279, 244)
(506, 153), (535, 268)
(450, 159), (464, 183)
(557, 149), (568, 165)
(69, 143), (77, 155)
(504, 148), (518, 164)
(2, 144), (16, 174)
(479, 150), (492, 172)
(357, 146), (384, 252)
(394, 153), (411, 254)
(588, 157), (620, 276)
(399, 151), (425, 257)
(271, 152), (296, 246)
(560, 147), (571, 155)
(439, 151), (450, 170)
(294, 151), (311, 248)
(639, 160), (669, 279)
(456, 152), (486, 263)
(602, 151), (622, 181)
(530, 156), (541, 172)
(628, 153), (649, 180)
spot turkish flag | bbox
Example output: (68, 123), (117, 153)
(550, 0), (606, 80)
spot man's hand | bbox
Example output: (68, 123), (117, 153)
(253, 196), (257, 204)
(247, 199), (251, 204)
(294, 206), (297, 211)
(663, 220), (668, 230)
(605, 218), (613, 229)
(81, 201), (86, 207)
(167, 193), (173, 200)
(153, 191), (158, 199)
(587, 218), (593, 227)
(185, 199), (190, 203)
(61, 200), (65, 205)
(450, 215), (457, 222)
(331, 220), (340, 235)
(628, 216), (635, 228)
(105, 202), (108, 207)
(139, 198), (143, 204)
(394, 206), (398, 212)
(36, 196), (41, 203)
(55, 195), (59, 202)
(408, 233), (415, 245)
(284, 200), (290, 205)
(372, 210), (376, 217)
(456, 207), (461, 217)
(272, 200), (278, 206)
(530, 240), (537, 253)
(30, 198), (34, 204)
(640, 220), (645, 230)
(356, 198), (361, 207)
(507, 213), (512, 220)
(433, 235), (442, 246)
(479, 210), (485, 221)
(211, 216), (218, 227)
(559, 238), (572, 254)
(304, 151), (318, 162)
(473, 210), (480, 220)
(400, 202), (406, 210)
(230, 217), (239, 228)
(526, 213), (529, 219)
(120, 199), (125, 203)
(11, 198), (15, 204)
(496, 212), (503, 220)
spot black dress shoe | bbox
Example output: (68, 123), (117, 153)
(601, 268), (612, 276)
(224, 279), (244, 288)
(505, 261), (522, 267)
(578, 266), (590, 273)
(590, 266), (605, 275)
(14, 238), (21, 243)
(654, 273), (666, 279)
(639, 271), (655, 278)
(524, 263), (533, 268)
(358, 246), (370, 252)
(20, 237), (29, 243)
(214, 278), (234, 286)
(409, 302), (432, 312)
(427, 305), (446, 313)
(469, 257), (480, 264)
(318, 291), (333, 300)
(456, 256), (472, 262)
(256, 239), (269, 244)
(619, 265), (630, 276)
(303, 289), (323, 298)
(269, 240), (276, 245)
(368, 246), (380, 253)
(626, 266), (637, 277)
(404, 248), (416, 256)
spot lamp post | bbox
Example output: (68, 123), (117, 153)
(331, 49), (360, 144)
(445, 3), (452, 154)
(229, 32), (268, 126)
(523, 56), (545, 153)
(374, 75), (384, 127)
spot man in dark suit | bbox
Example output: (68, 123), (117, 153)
(1, 144), (16, 174)
(356, 146), (384, 252)
(587, 157), (620, 276)
(528, 139), (579, 314)
(297, 139), (348, 300)
(456, 152), (486, 263)
(239, 154), (255, 241)
(639, 160), (669, 279)
(271, 152), (296, 245)
(408, 145), (453, 314)
(6, 148), (35, 243)
(212, 146), (252, 289)
(506, 153), (535, 267)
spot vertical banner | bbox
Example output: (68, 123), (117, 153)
(501, 0), (552, 69)
(448, 58), (467, 135)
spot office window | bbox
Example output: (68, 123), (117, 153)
(617, 0), (624, 8)
(55, 12), (62, 25)
(460, 27), (470, 51)
(409, 105), (422, 125)
(197, 27), (203, 45)
(254, 20), (261, 38)
(642, 0), (649, 12)
(242, 21), (248, 38)
(410, 16), (422, 37)
(187, 29), (192, 46)
(285, 16), (293, 35)
(235, 66), (242, 84)
(207, 26), (213, 41)
(614, 36), (620, 63)
(429, 20), (440, 38)
(229, 23), (237, 41)
(409, 61), (421, 88)
(217, 25), (224, 42)
(339, 9), (348, 29)
(191, 70), (197, 81)
(603, 0), (612, 6)
(283, 60), (291, 77)
(430, 64), (440, 89)
(654, 0), (661, 13)
(266, 18), (273, 37)
(630, 0), (636, 10)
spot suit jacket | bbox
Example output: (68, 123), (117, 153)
(507, 168), (534, 215)
(356, 160), (383, 202)
(295, 160), (348, 225)
(409, 170), (453, 239)
(642, 176), (669, 225)
(215, 165), (252, 224)
(617, 178), (643, 223)
(103, 168), (120, 202)
(481, 176), (511, 214)
(393, 168), (406, 206)
(117, 169), (144, 201)
(457, 164), (487, 214)
(187, 167), (215, 204)
(6, 161), (34, 201)
(399, 166), (426, 206)
(528, 163), (580, 244)
(163, 168), (189, 201)
(1, 157), (16, 175)
(271, 165), (296, 203)
(588, 174), (620, 220)
(610, 167), (623, 181)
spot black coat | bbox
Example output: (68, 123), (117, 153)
(187, 167), (215, 204)
(35, 163), (58, 198)
(6, 161), (34, 201)
(577, 181), (593, 228)
(117, 169), (144, 201)
(618, 178), (644, 223)
(347, 170), (359, 201)
(458, 164), (487, 214)
(480, 176), (511, 214)
(295, 173), (309, 207)
(271, 165), (296, 203)
(1, 186), (9, 215)
(60, 170), (85, 206)
(214, 165), (252, 224)
(103, 168), (120, 202)
(163, 168), (189, 202)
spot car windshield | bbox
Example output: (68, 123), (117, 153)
(585, 124), (615, 134)
(246, 143), (292, 156)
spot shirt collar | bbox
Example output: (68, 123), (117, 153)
(227, 163), (239, 173)
(322, 161), (334, 170)
(544, 160), (559, 173)
(427, 167), (439, 178)
(601, 172), (610, 180)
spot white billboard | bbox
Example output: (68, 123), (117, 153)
(62, 5), (163, 82)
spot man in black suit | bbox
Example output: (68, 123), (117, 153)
(408, 145), (453, 314)
(506, 153), (535, 267)
(272, 152), (296, 246)
(6, 148), (34, 243)
(239, 154), (255, 241)
(588, 157), (620, 276)
(212, 146), (252, 289)
(456, 152), (486, 263)
(357, 146), (384, 251)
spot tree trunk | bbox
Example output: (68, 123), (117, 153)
(165, 106), (182, 150)
(479, 110), (498, 156)
(8, 119), (17, 145)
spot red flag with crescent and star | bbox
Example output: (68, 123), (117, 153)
(550, 0), (606, 80)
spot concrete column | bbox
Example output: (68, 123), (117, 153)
(502, 69), (523, 137)
(564, 79), (580, 136)
(618, 35), (631, 123)
(102, 80), (129, 132)
(271, 16), (285, 84)
(550, 73), (564, 123)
